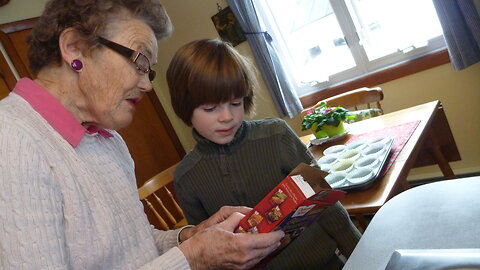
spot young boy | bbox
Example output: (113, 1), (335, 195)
(167, 39), (361, 269)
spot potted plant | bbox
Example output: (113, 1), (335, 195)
(301, 102), (355, 138)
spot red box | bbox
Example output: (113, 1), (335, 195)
(236, 163), (346, 267)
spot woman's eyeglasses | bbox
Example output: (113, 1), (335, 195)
(97, 37), (156, 81)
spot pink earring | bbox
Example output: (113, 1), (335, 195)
(70, 59), (83, 72)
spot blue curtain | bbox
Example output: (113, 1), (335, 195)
(433, 0), (480, 70)
(227, 0), (303, 118)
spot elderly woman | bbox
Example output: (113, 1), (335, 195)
(0, 0), (284, 269)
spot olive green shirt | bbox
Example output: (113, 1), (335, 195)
(174, 118), (360, 269)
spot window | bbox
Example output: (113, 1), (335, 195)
(253, 0), (445, 97)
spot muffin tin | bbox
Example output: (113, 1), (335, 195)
(318, 136), (394, 191)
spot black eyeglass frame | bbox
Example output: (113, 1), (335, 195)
(97, 36), (156, 81)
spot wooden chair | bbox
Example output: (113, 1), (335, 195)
(301, 87), (384, 119)
(138, 163), (187, 230)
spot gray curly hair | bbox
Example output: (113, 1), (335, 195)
(27, 0), (172, 76)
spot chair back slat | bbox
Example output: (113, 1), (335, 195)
(164, 186), (184, 220)
(138, 163), (187, 230)
(301, 87), (384, 119)
(144, 197), (169, 230)
(152, 192), (177, 225)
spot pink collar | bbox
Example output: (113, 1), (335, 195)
(13, 78), (113, 147)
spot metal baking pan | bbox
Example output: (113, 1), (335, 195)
(319, 136), (394, 191)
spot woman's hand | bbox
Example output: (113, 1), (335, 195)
(180, 206), (251, 241)
(179, 207), (284, 269)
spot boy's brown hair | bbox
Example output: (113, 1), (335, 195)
(167, 39), (255, 126)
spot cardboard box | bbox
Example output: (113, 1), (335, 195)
(236, 163), (345, 267)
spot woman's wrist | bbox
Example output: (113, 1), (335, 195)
(178, 225), (196, 244)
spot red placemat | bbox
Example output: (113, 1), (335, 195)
(344, 120), (421, 176)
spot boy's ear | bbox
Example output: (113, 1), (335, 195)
(58, 28), (88, 66)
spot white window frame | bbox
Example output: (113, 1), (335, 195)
(253, 0), (446, 97)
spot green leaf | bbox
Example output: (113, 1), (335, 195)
(301, 102), (352, 130)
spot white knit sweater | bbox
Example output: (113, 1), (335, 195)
(0, 93), (190, 270)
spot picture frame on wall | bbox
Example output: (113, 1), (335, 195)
(211, 6), (246, 47)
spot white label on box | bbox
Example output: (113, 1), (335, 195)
(292, 204), (316, 217)
(291, 174), (315, 198)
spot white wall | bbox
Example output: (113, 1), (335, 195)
(0, 0), (49, 24)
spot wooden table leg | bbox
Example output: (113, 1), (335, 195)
(354, 214), (368, 231)
(429, 131), (456, 179)
(412, 103), (461, 175)
(400, 178), (411, 190)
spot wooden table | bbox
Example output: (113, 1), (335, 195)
(343, 176), (480, 270)
(300, 100), (460, 228)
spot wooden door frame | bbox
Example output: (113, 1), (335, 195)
(0, 17), (36, 78)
